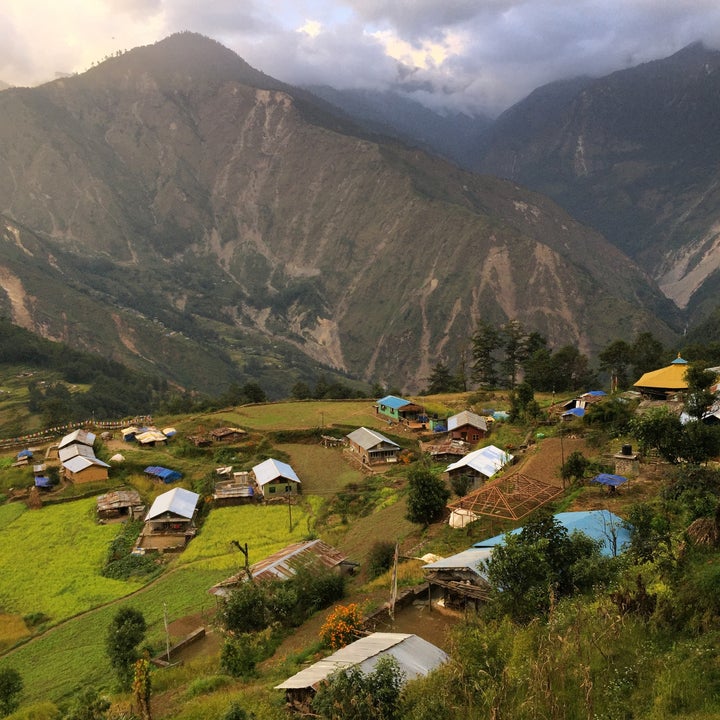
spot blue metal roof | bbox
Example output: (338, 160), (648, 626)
(474, 510), (631, 557)
(562, 407), (586, 417)
(377, 395), (411, 409)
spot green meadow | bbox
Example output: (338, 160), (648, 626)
(0, 498), (320, 703)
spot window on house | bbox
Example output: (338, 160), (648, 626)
(285, 485), (291, 492)
(269, 486), (276, 493)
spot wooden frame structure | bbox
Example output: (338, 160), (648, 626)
(448, 471), (563, 522)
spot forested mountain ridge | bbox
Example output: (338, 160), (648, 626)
(0, 32), (679, 395)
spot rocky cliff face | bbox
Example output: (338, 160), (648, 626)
(474, 42), (720, 319)
(0, 33), (679, 394)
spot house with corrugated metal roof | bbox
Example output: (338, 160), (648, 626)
(346, 427), (400, 465)
(445, 444), (513, 490)
(252, 458), (301, 498)
(375, 395), (423, 423)
(424, 509), (631, 608)
(210, 427), (247, 443)
(62, 454), (110, 483)
(58, 429), (96, 450)
(633, 355), (690, 399)
(275, 632), (448, 712)
(97, 489), (145, 521)
(135, 487), (200, 553)
(447, 410), (489, 444)
(209, 539), (357, 597)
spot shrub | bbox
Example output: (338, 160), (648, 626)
(183, 675), (233, 698)
(367, 541), (396, 579)
(312, 656), (404, 720)
(319, 603), (362, 650)
(0, 668), (23, 717)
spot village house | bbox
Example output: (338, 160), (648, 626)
(345, 426), (400, 465)
(210, 427), (247, 443)
(424, 510), (631, 609)
(61, 454), (110, 483)
(275, 632), (448, 713)
(375, 395), (424, 423)
(633, 355), (690, 399)
(447, 410), (489, 443)
(135, 487), (200, 553)
(213, 470), (256, 506)
(96, 489), (145, 521)
(445, 444), (514, 490)
(57, 430), (109, 484)
(209, 539), (356, 597)
(59, 429), (96, 450)
(252, 458), (301, 498)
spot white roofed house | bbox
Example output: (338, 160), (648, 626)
(445, 444), (514, 491)
(135, 487), (200, 553)
(275, 632), (448, 713)
(59, 438), (109, 484)
(252, 458), (301, 499)
(345, 427), (400, 466)
(58, 429), (96, 450)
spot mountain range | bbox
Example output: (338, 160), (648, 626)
(0, 32), (705, 396)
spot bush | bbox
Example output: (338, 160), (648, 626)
(319, 603), (362, 650)
(367, 541), (396, 579)
(312, 656), (404, 720)
(220, 629), (274, 678)
(0, 668), (23, 717)
(183, 675), (233, 698)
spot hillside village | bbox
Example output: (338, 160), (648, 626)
(2, 351), (720, 718)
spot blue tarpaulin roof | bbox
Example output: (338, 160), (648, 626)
(34, 476), (52, 488)
(17, 449), (33, 458)
(144, 466), (182, 483)
(591, 473), (628, 488)
(562, 407), (585, 417)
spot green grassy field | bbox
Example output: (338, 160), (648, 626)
(0, 500), (145, 622)
(204, 399), (400, 432)
(275, 443), (364, 495)
(0, 501), (318, 703)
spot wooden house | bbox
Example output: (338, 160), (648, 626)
(447, 410), (489, 443)
(445, 445), (513, 490)
(375, 395), (424, 423)
(345, 427), (400, 465)
(252, 458), (301, 498)
(210, 427), (247, 443)
(209, 539), (356, 597)
(135, 487), (199, 552)
(423, 548), (493, 609)
(97, 489), (145, 521)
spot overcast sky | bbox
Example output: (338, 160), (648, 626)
(3, 1), (720, 116)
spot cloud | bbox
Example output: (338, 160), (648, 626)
(2, 1), (720, 115)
